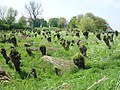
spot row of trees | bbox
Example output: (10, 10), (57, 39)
(0, 1), (108, 32)
(69, 13), (108, 32)
(0, 6), (19, 30)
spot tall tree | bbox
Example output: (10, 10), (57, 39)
(79, 16), (97, 32)
(38, 18), (47, 27)
(69, 16), (77, 28)
(18, 16), (27, 25)
(0, 6), (7, 20)
(58, 17), (67, 28)
(94, 17), (107, 31)
(33, 18), (47, 27)
(48, 18), (59, 27)
(6, 7), (18, 25)
(25, 0), (43, 28)
(76, 14), (84, 27)
(85, 12), (107, 31)
(18, 16), (27, 29)
(85, 12), (96, 20)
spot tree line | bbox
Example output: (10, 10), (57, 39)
(0, 1), (109, 32)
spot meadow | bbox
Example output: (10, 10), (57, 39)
(0, 28), (120, 90)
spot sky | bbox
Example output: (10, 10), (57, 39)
(0, 0), (120, 31)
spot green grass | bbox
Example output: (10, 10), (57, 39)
(0, 29), (120, 90)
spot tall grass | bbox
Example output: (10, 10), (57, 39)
(0, 29), (120, 90)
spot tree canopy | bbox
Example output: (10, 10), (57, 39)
(69, 12), (108, 32)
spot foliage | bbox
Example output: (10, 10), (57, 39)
(10, 23), (25, 29)
(6, 7), (18, 25)
(85, 12), (108, 31)
(76, 14), (84, 26)
(0, 20), (9, 30)
(69, 16), (78, 28)
(57, 17), (67, 28)
(79, 16), (97, 32)
(34, 18), (47, 27)
(18, 16), (27, 26)
(95, 17), (108, 31)
(85, 12), (96, 20)
(48, 18), (59, 27)
(48, 17), (67, 28)
(0, 5), (109, 32)
(69, 12), (108, 32)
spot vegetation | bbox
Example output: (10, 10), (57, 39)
(25, 1), (43, 28)
(0, 1), (119, 90)
(0, 28), (120, 90)
(0, 1), (109, 32)
(69, 13), (108, 32)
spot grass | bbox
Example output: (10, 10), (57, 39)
(0, 29), (120, 90)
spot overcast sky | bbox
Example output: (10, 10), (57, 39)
(0, 0), (120, 31)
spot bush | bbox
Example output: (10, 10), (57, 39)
(0, 23), (10, 30)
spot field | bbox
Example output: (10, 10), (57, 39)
(0, 28), (120, 90)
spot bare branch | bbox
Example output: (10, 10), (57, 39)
(25, 1), (43, 28)
(25, 4), (33, 20)
(0, 6), (7, 20)
(25, 1), (42, 20)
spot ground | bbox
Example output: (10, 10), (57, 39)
(0, 29), (120, 90)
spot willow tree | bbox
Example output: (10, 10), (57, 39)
(25, 1), (43, 28)
(79, 16), (97, 32)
